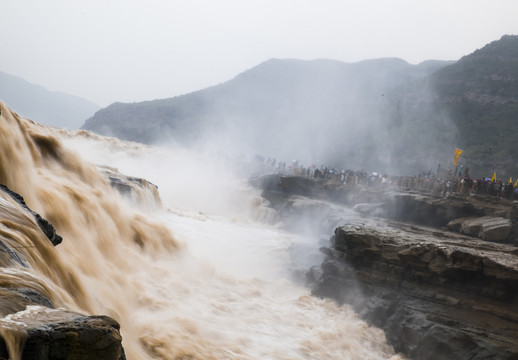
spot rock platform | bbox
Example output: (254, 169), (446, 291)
(252, 174), (518, 359)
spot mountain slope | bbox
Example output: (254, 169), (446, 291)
(0, 71), (100, 129)
(82, 35), (518, 177)
(83, 57), (453, 173)
(430, 35), (518, 177)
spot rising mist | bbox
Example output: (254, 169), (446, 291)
(83, 57), (457, 176)
(0, 100), (407, 358)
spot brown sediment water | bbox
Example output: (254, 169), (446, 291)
(0, 101), (403, 359)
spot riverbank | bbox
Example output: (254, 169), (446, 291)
(252, 173), (518, 359)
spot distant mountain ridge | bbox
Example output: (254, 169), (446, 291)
(82, 57), (453, 173)
(82, 35), (518, 177)
(0, 71), (100, 129)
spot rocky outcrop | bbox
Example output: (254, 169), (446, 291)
(0, 185), (62, 246)
(253, 174), (518, 359)
(0, 185), (126, 359)
(98, 166), (162, 209)
(251, 173), (372, 206)
(0, 307), (125, 360)
(308, 224), (518, 359)
(253, 174), (518, 244)
(448, 216), (512, 242)
(353, 192), (518, 244)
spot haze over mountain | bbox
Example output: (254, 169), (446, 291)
(82, 35), (518, 178)
(430, 35), (518, 177)
(82, 58), (452, 172)
(0, 71), (100, 129)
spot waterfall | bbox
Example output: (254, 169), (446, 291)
(0, 101), (401, 359)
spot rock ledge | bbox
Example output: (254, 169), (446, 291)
(309, 223), (518, 359)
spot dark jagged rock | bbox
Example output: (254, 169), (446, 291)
(22, 316), (125, 360)
(15, 289), (54, 309)
(0, 186), (126, 359)
(0, 239), (28, 267)
(0, 185), (62, 246)
(98, 166), (162, 208)
(0, 309), (125, 360)
(308, 224), (518, 360)
(0, 287), (55, 317)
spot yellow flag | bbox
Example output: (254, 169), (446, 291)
(491, 172), (496, 182)
(514, 179), (518, 188)
(453, 148), (463, 166)
(509, 177), (513, 185)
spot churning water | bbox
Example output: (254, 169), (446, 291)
(0, 101), (401, 359)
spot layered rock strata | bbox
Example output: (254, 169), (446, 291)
(0, 184), (62, 246)
(309, 224), (518, 359)
(253, 174), (518, 244)
(98, 166), (162, 209)
(252, 174), (518, 359)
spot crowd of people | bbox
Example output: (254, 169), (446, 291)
(390, 173), (518, 199)
(259, 156), (518, 200)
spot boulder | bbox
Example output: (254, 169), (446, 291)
(463, 217), (512, 242)
(0, 307), (125, 360)
(448, 216), (512, 242)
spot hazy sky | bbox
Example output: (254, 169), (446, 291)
(1, 0), (517, 106)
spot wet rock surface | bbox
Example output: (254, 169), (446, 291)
(448, 216), (512, 242)
(308, 224), (518, 359)
(0, 185), (62, 246)
(253, 174), (518, 243)
(0, 185), (126, 359)
(253, 174), (518, 359)
(98, 166), (162, 209)
(0, 309), (125, 360)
